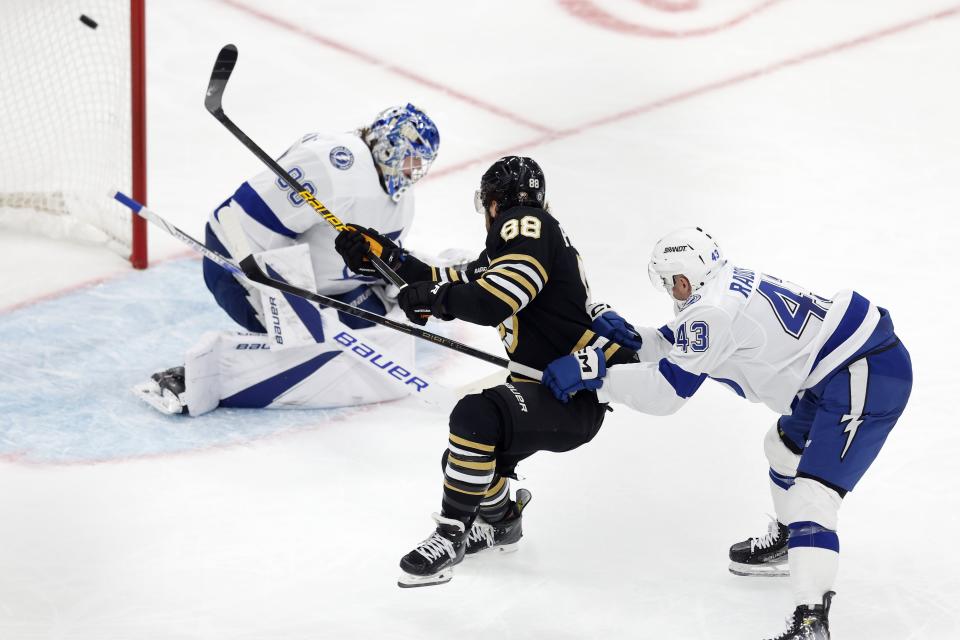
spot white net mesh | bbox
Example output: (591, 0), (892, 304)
(0, 0), (138, 257)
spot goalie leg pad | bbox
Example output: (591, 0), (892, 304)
(203, 221), (266, 333)
(253, 244), (325, 349)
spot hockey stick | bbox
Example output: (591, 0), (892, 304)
(203, 44), (406, 290)
(217, 204), (543, 381)
(112, 192), (542, 382)
(112, 191), (457, 407)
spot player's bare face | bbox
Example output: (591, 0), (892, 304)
(672, 275), (692, 301)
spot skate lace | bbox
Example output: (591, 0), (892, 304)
(751, 517), (782, 552)
(467, 519), (495, 547)
(415, 531), (456, 562)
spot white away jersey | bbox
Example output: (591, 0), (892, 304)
(598, 262), (882, 415)
(208, 131), (416, 296)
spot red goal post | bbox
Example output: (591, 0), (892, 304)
(0, 0), (148, 268)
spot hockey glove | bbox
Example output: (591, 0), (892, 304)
(334, 225), (404, 278)
(398, 281), (454, 326)
(587, 303), (642, 350)
(542, 347), (607, 403)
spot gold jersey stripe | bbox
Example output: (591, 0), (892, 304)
(489, 253), (548, 282)
(571, 329), (596, 353)
(486, 266), (538, 298)
(603, 342), (621, 361)
(449, 432), (495, 452)
(449, 268), (461, 283)
(484, 476), (507, 497)
(444, 481), (488, 496)
(499, 316), (519, 354)
(478, 278), (520, 313)
(430, 266), (438, 281)
(448, 456), (496, 471)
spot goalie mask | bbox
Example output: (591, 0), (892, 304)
(648, 227), (726, 299)
(363, 103), (440, 202)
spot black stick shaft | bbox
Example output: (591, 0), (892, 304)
(113, 191), (541, 379)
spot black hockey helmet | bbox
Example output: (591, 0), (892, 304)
(474, 156), (545, 214)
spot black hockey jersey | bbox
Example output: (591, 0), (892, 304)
(397, 205), (637, 376)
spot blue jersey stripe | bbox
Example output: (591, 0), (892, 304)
(233, 181), (298, 239)
(811, 291), (869, 371)
(657, 358), (706, 398)
(658, 325), (675, 344)
(710, 376), (746, 398)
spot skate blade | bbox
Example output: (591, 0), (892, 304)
(397, 567), (454, 588)
(467, 542), (519, 556)
(131, 383), (185, 415)
(728, 560), (789, 577)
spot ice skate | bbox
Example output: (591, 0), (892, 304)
(764, 591), (834, 640)
(729, 517), (789, 576)
(466, 488), (531, 555)
(397, 513), (466, 588)
(132, 366), (188, 415)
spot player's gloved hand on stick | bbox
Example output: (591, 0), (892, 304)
(588, 303), (642, 350)
(334, 225), (404, 278)
(398, 281), (453, 326)
(542, 347), (607, 403)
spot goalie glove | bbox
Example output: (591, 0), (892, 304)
(542, 347), (607, 404)
(334, 225), (405, 279)
(397, 281), (454, 326)
(587, 303), (642, 350)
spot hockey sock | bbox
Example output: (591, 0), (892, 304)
(763, 423), (801, 523)
(768, 470), (793, 521)
(478, 476), (510, 522)
(442, 432), (496, 526)
(441, 394), (503, 527)
(788, 521), (839, 606)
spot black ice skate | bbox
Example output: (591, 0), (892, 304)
(729, 517), (790, 577)
(466, 488), (532, 555)
(397, 513), (466, 588)
(133, 366), (188, 415)
(765, 591), (834, 640)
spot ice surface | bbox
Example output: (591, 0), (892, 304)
(1, 0), (959, 638)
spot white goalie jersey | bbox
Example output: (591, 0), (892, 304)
(598, 263), (882, 415)
(207, 131), (416, 295)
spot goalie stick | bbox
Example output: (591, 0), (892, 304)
(204, 44), (405, 290)
(112, 192), (543, 383)
(111, 191), (456, 408)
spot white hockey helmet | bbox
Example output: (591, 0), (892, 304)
(647, 227), (726, 296)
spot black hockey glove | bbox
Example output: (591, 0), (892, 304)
(334, 225), (404, 279)
(398, 281), (454, 326)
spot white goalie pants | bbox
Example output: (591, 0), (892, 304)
(184, 243), (415, 416)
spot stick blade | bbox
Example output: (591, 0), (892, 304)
(205, 44), (238, 115)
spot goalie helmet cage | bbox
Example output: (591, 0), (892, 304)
(0, 0), (148, 268)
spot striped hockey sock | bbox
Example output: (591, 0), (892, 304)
(478, 475), (510, 522)
(441, 433), (497, 525)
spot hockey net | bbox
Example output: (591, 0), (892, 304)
(0, 0), (147, 268)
